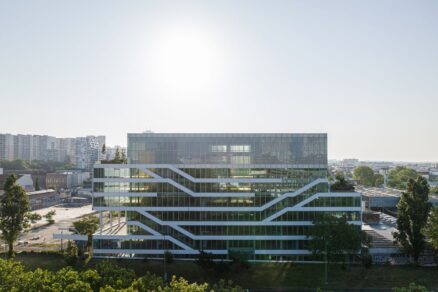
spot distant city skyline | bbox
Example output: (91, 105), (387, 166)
(1, 1), (437, 162)
(0, 131), (436, 164)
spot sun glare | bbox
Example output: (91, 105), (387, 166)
(155, 29), (222, 91)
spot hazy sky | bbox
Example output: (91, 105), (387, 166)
(0, 1), (437, 162)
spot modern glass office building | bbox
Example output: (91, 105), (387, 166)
(90, 133), (361, 261)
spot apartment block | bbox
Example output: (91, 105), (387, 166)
(0, 133), (105, 171)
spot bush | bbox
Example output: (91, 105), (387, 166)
(164, 251), (173, 264)
(196, 250), (215, 268)
(64, 241), (79, 267)
(229, 255), (250, 273)
(392, 282), (428, 292)
(0, 258), (245, 291)
(361, 253), (373, 269)
(95, 261), (136, 289)
(211, 279), (245, 292)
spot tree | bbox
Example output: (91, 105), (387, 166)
(52, 267), (93, 291)
(95, 261), (136, 290)
(166, 276), (209, 292)
(64, 240), (79, 266)
(353, 166), (375, 186)
(121, 150), (127, 163)
(0, 258), (245, 291)
(330, 171), (355, 192)
(79, 269), (101, 292)
(430, 186), (438, 195)
(0, 159), (30, 170)
(423, 207), (438, 250)
(307, 214), (363, 263)
(129, 272), (165, 291)
(373, 173), (384, 187)
(0, 257), (26, 290)
(114, 148), (121, 162)
(0, 174), (41, 257)
(101, 143), (106, 155)
(392, 283), (428, 292)
(73, 215), (100, 256)
(393, 177), (432, 263)
(44, 210), (56, 224)
(387, 167), (418, 189)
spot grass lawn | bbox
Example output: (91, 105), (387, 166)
(10, 252), (438, 291)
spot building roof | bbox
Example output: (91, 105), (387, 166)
(128, 133), (327, 138)
(356, 186), (402, 198)
(28, 189), (55, 196)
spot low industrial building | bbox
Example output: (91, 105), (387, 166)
(358, 186), (438, 212)
(357, 187), (402, 212)
(28, 189), (59, 210)
(46, 171), (90, 190)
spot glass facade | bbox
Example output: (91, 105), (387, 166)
(128, 133), (327, 165)
(92, 133), (361, 261)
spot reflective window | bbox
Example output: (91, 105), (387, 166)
(127, 133), (327, 165)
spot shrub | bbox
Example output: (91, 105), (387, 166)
(64, 241), (79, 266)
(164, 251), (173, 264)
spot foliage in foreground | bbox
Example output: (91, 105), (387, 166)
(0, 258), (244, 292)
(392, 282), (428, 292)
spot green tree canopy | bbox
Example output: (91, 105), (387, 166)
(423, 207), (438, 250)
(306, 214), (363, 262)
(114, 148), (121, 162)
(373, 173), (384, 187)
(0, 258), (244, 291)
(353, 166), (376, 187)
(64, 240), (79, 266)
(44, 210), (56, 224)
(0, 159), (76, 172)
(430, 186), (438, 195)
(73, 215), (100, 256)
(330, 171), (355, 192)
(387, 167), (418, 189)
(392, 282), (428, 292)
(393, 176), (432, 263)
(0, 174), (41, 257)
